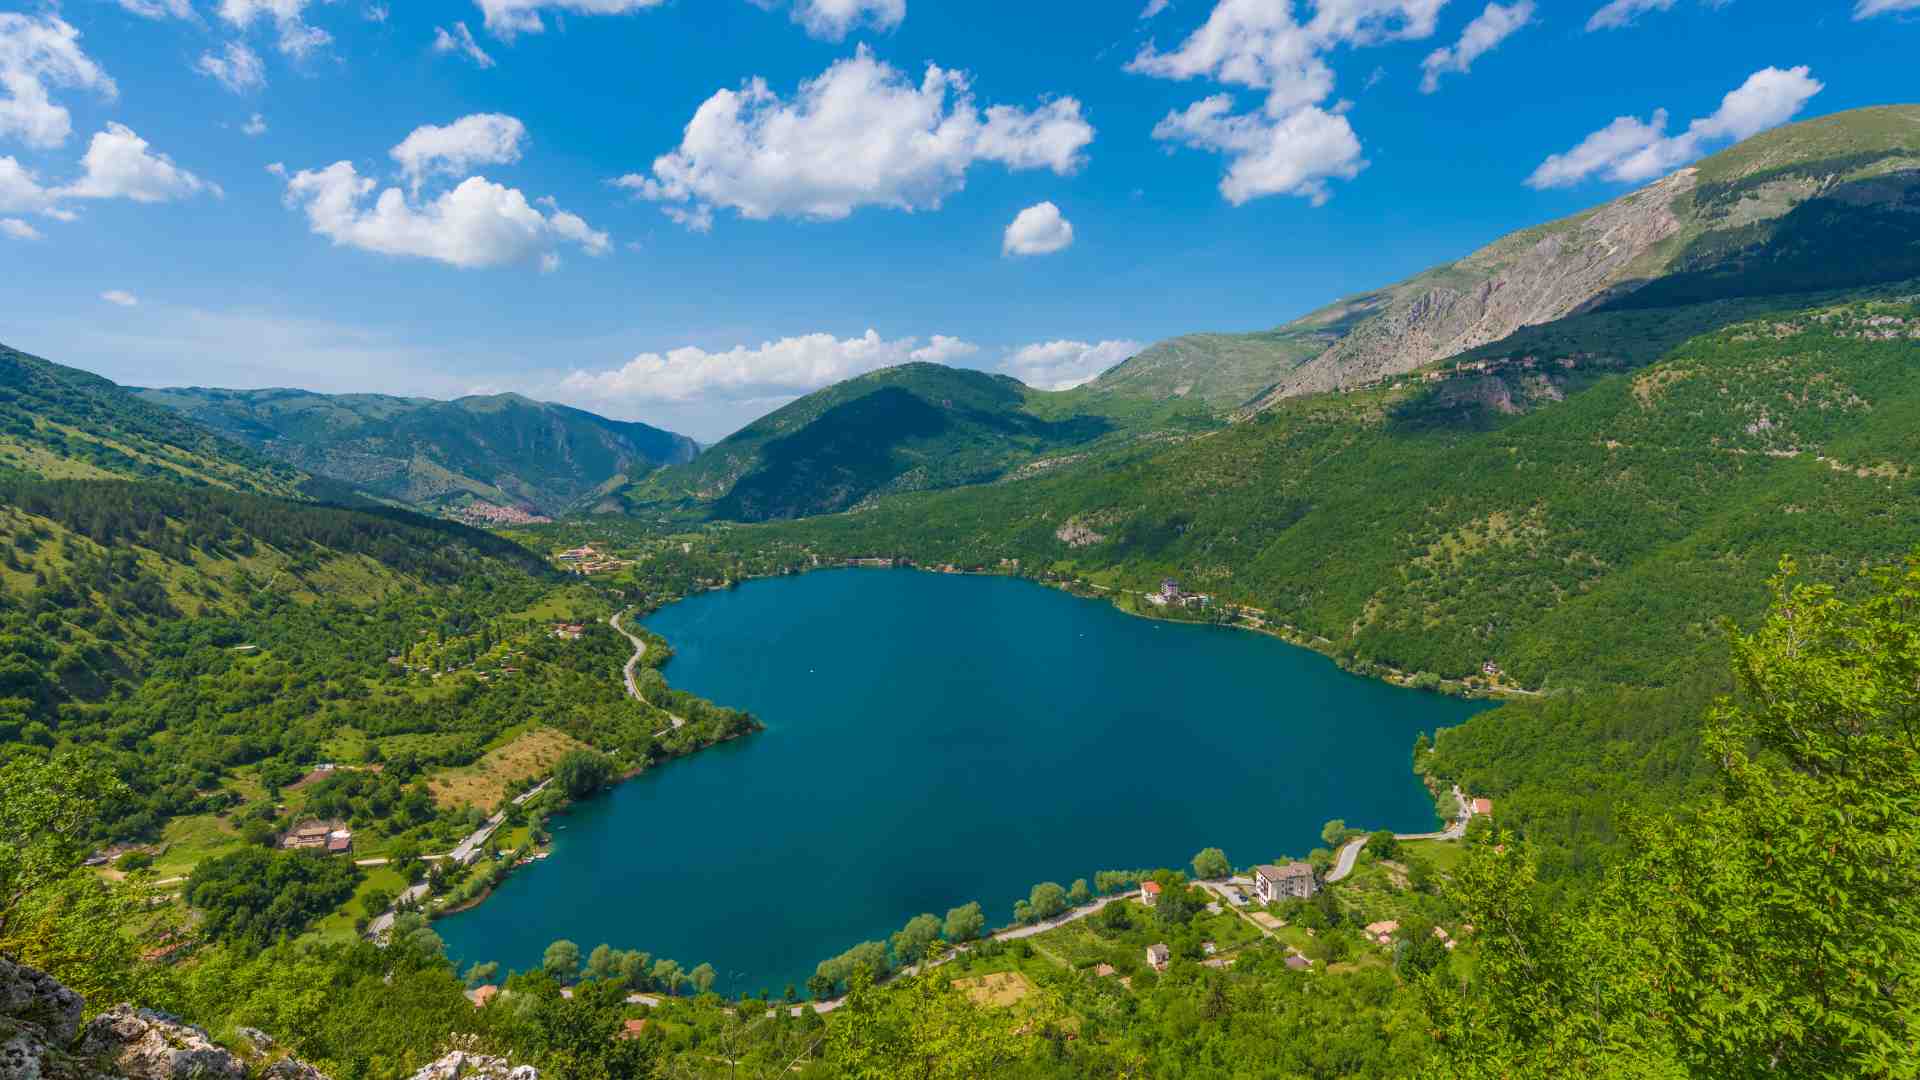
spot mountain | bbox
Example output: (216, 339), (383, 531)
(0, 344), (305, 497)
(1090, 105), (1920, 412)
(134, 387), (699, 519)
(620, 362), (1213, 522)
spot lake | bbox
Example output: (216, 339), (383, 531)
(437, 568), (1491, 995)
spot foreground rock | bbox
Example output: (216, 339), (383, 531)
(0, 955), (339, 1080)
(406, 1051), (537, 1080)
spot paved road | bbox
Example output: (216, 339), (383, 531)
(368, 777), (555, 942)
(1394, 784), (1472, 841)
(608, 611), (685, 731)
(367, 883), (430, 938)
(1326, 837), (1367, 883)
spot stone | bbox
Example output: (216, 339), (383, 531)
(406, 1051), (537, 1080)
(0, 957), (84, 1046)
(76, 1007), (243, 1080)
(260, 1059), (330, 1080)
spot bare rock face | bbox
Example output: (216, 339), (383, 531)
(0, 957), (84, 1047)
(76, 1008), (244, 1080)
(259, 1059), (329, 1080)
(406, 1051), (537, 1080)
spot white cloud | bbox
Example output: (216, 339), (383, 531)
(1003, 201), (1073, 256)
(998, 339), (1141, 390)
(365, 3), (391, 20)
(280, 161), (609, 269)
(390, 114), (526, 193)
(1420, 1), (1531, 92)
(243, 112), (269, 136)
(1586, 0), (1672, 29)
(101, 289), (139, 306)
(196, 42), (268, 93)
(0, 156), (52, 214)
(1141, 0), (1172, 16)
(473, 0), (669, 38)
(1128, 0), (1444, 205)
(560, 329), (980, 405)
(0, 15), (117, 150)
(58, 123), (213, 203)
(791, 0), (905, 40)
(620, 46), (1092, 228)
(218, 0), (333, 57)
(116, 0), (196, 17)
(433, 23), (497, 68)
(1528, 65), (1823, 188)
(1152, 96), (1364, 205)
(1855, 0), (1920, 13)
(0, 216), (39, 239)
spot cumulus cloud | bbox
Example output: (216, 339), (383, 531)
(791, 0), (905, 39)
(1152, 96), (1364, 205)
(0, 216), (39, 239)
(59, 123), (214, 203)
(1420, 1), (1531, 92)
(101, 289), (139, 306)
(1003, 201), (1073, 256)
(619, 46), (1092, 228)
(473, 0), (669, 37)
(1141, 0), (1172, 16)
(1586, 0), (1672, 29)
(279, 161), (609, 269)
(196, 42), (268, 93)
(390, 114), (526, 193)
(0, 15), (117, 150)
(433, 22), (497, 68)
(218, 0), (332, 57)
(116, 0), (195, 17)
(1128, 0), (1445, 205)
(1527, 65), (1823, 188)
(998, 339), (1141, 390)
(560, 329), (979, 405)
(0, 157), (52, 214)
(243, 112), (269, 136)
(1854, 0), (1920, 14)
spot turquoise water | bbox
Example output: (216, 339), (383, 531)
(437, 569), (1489, 995)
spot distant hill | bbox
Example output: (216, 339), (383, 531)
(620, 363), (1212, 522)
(0, 344), (306, 497)
(135, 386), (699, 518)
(1091, 105), (1920, 412)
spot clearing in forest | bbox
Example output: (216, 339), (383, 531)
(427, 726), (590, 810)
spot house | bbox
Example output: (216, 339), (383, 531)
(557, 546), (598, 562)
(325, 829), (353, 855)
(1284, 955), (1312, 971)
(1252, 861), (1318, 903)
(1092, 963), (1117, 978)
(1145, 943), (1171, 972)
(553, 623), (587, 641)
(618, 1019), (649, 1040)
(1365, 920), (1400, 945)
(280, 820), (343, 852)
(1139, 880), (1162, 907)
(1471, 797), (1494, 817)
(467, 985), (500, 1008)
(1201, 941), (1217, 956)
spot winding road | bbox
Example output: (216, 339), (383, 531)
(609, 610), (685, 731)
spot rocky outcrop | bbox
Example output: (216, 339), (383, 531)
(0, 955), (334, 1080)
(406, 1051), (537, 1080)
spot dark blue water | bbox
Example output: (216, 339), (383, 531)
(438, 569), (1488, 994)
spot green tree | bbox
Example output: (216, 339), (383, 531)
(586, 943), (619, 982)
(651, 957), (681, 996)
(942, 902), (985, 944)
(616, 949), (651, 990)
(1027, 882), (1067, 921)
(1066, 878), (1090, 905)
(0, 753), (124, 948)
(1365, 830), (1398, 860)
(689, 961), (716, 996)
(543, 939), (581, 983)
(1320, 819), (1352, 847)
(464, 960), (500, 988)
(553, 750), (616, 800)
(1191, 847), (1231, 879)
(891, 913), (943, 966)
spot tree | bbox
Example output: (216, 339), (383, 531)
(943, 901), (985, 944)
(806, 973), (835, 1001)
(616, 949), (651, 990)
(1191, 847), (1231, 879)
(688, 962), (716, 996)
(651, 957), (681, 996)
(1098, 899), (1132, 932)
(464, 960), (500, 988)
(1428, 556), (1920, 1079)
(0, 753), (125, 947)
(891, 913), (943, 966)
(543, 939), (581, 983)
(586, 943), (619, 982)
(1320, 819), (1352, 847)
(1390, 916), (1447, 978)
(182, 849), (360, 951)
(1066, 878), (1090, 905)
(1028, 882), (1067, 921)
(554, 750), (616, 800)
(1365, 830), (1398, 860)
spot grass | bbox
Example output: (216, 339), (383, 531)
(150, 813), (247, 879)
(954, 971), (1035, 1007)
(425, 725), (589, 810)
(307, 865), (411, 944)
(1400, 837), (1467, 874)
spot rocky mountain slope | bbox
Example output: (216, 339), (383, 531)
(1089, 105), (1920, 413)
(135, 387), (698, 518)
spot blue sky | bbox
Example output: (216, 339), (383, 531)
(0, 0), (1914, 439)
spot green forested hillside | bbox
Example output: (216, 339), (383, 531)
(762, 298), (1920, 691)
(0, 345), (305, 496)
(621, 362), (1214, 521)
(135, 386), (699, 517)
